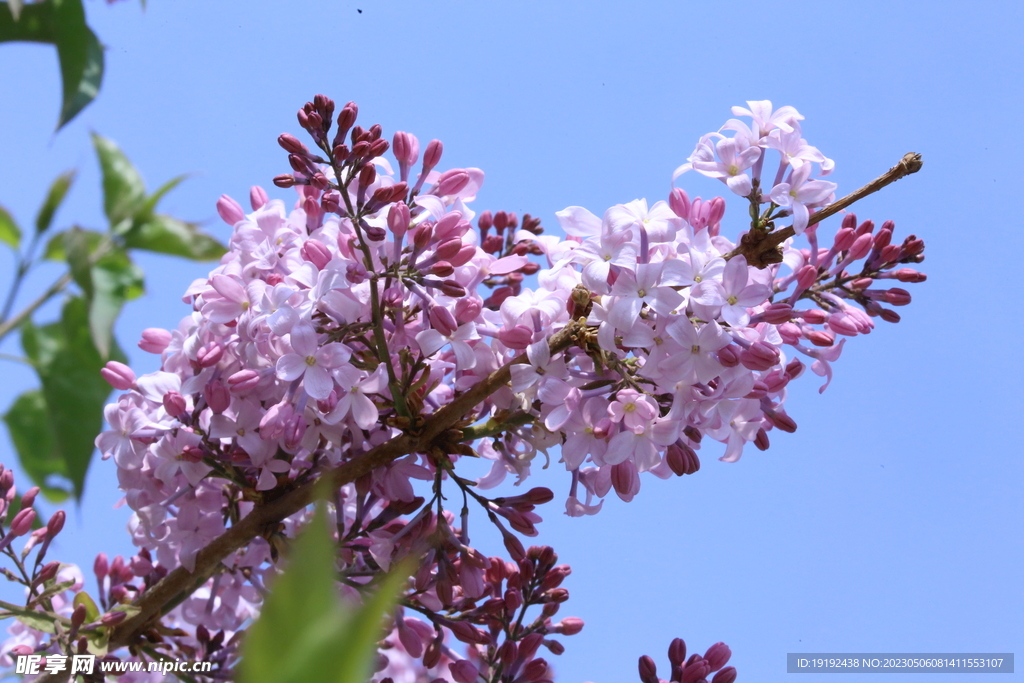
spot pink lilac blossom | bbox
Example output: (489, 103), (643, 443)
(1, 96), (925, 682)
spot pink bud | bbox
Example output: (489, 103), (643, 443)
(450, 245), (477, 268)
(454, 297), (482, 324)
(872, 227), (892, 250)
(196, 343), (224, 368)
(841, 213), (858, 230)
(138, 328), (172, 354)
(432, 237), (464, 262)
(277, 133), (309, 155)
(100, 611), (127, 626)
(163, 391), (186, 416)
(767, 410), (797, 433)
(301, 239), (332, 269)
(754, 427), (770, 451)
(716, 344), (740, 367)
(250, 185), (269, 210)
(94, 552), (109, 580)
(216, 195), (245, 226)
(436, 169), (470, 196)
(393, 131), (420, 166)
(799, 309), (827, 325)
(46, 510), (65, 537)
(428, 305), (458, 336)
(431, 262), (455, 278)
(556, 616), (584, 635)
(806, 329), (834, 347)
(504, 587), (523, 611)
(422, 139), (443, 172)
(522, 658), (549, 682)
(704, 642), (732, 671)
(499, 325), (534, 350)
(848, 233), (873, 260)
(639, 655), (659, 683)
(20, 487), (39, 510)
(227, 369), (261, 392)
(759, 302), (793, 324)
(883, 288), (912, 306)
(739, 342), (781, 371)
(71, 604), (87, 629)
(669, 188), (690, 219)
(892, 268), (926, 283)
(449, 661), (479, 683)
(707, 196), (726, 227)
(833, 227), (856, 251)
(204, 381), (231, 414)
(387, 203), (410, 238)
(611, 461), (639, 501)
(101, 361), (135, 390)
(9, 508), (35, 537)
(712, 667), (737, 683)
(796, 264), (818, 291)
(8, 645), (32, 657)
(36, 561), (60, 584)
(879, 244), (901, 263)
(681, 658), (711, 683)
(273, 174), (296, 188)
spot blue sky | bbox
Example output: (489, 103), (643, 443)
(1, 1), (1022, 681)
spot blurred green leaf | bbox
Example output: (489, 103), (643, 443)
(0, 0), (104, 131)
(2, 391), (71, 502)
(124, 215), (226, 260)
(240, 502), (409, 683)
(137, 173), (191, 219)
(20, 297), (124, 500)
(35, 170), (76, 235)
(88, 247), (144, 358)
(0, 204), (20, 250)
(73, 591), (100, 623)
(63, 226), (94, 299)
(43, 227), (103, 261)
(92, 133), (145, 228)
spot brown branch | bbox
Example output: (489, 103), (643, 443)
(102, 319), (586, 652)
(726, 152), (923, 267)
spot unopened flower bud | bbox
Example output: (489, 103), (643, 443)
(37, 561), (60, 584)
(204, 381), (231, 414)
(101, 361), (136, 390)
(666, 442), (700, 475)
(9, 508), (35, 537)
(848, 233), (873, 260)
(716, 344), (740, 367)
(46, 510), (65, 537)
(759, 302), (793, 324)
(163, 390), (186, 416)
(544, 639), (565, 655)
(454, 297), (482, 324)
(712, 667), (737, 683)
(739, 341), (780, 371)
(438, 280), (467, 298)
(138, 328), (172, 354)
(449, 661), (479, 683)
(499, 325), (533, 350)
(20, 487), (39, 511)
(833, 227), (856, 251)
(669, 187), (690, 219)
(682, 658), (711, 683)
(227, 369), (261, 393)
(522, 658), (549, 682)
(216, 195), (245, 226)
(101, 610), (127, 626)
(301, 239), (332, 269)
(704, 642), (732, 671)
(273, 174), (296, 188)
(879, 244), (901, 263)
(639, 655), (659, 683)
(767, 409), (797, 433)
(197, 342), (224, 368)
(94, 552), (109, 581)
(806, 329), (835, 347)
(277, 133), (309, 155)
(250, 185), (269, 210)
(422, 140), (443, 172)
(892, 268), (926, 283)
(388, 203), (410, 238)
(436, 169), (470, 196)
(796, 264), (818, 291)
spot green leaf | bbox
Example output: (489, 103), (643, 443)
(240, 501), (409, 683)
(123, 215), (226, 260)
(20, 297), (124, 500)
(137, 173), (191, 220)
(63, 226), (94, 299)
(0, 600), (62, 634)
(92, 133), (146, 227)
(0, 204), (21, 250)
(53, 0), (103, 130)
(43, 227), (103, 261)
(2, 391), (71, 502)
(35, 170), (76, 235)
(8, 0), (24, 21)
(0, 0), (104, 130)
(72, 591), (100, 623)
(88, 247), (144, 358)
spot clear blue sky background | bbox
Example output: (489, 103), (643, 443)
(1, 1), (1022, 681)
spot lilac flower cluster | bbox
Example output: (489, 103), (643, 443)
(2, 96), (926, 681)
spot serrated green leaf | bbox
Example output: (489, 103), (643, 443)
(53, 0), (102, 130)
(2, 391), (72, 502)
(35, 170), (76, 234)
(73, 592), (100, 623)
(92, 133), (146, 227)
(0, 204), (20, 250)
(63, 226), (94, 299)
(20, 298), (124, 500)
(124, 215), (226, 260)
